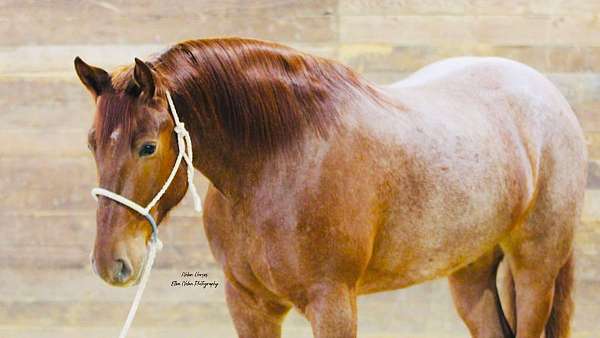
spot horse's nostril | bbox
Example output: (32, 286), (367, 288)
(114, 258), (132, 282)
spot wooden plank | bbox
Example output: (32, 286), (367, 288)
(0, 158), (97, 212)
(587, 132), (600, 160)
(339, 0), (466, 16)
(583, 190), (600, 224)
(0, 267), (226, 303)
(0, 79), (94, 131)
(547, 73), (600, 106)
(0, 301), (229, 327)
(1, 0), (337, 19)
(0, 327), (238, 338)
(340, 15), (600, 46)
(576, 220), (600, 281)
(573, 101), (600, 132)
(0, 1), (337, 46)
(0, 130), (89, 157)
(3, 214), (206, 247)
(0, 44), (166, 76)
(339, 0), (600, 16)
(0, 157), (210, 212)
(588, 160), (600, 189)
(0, 43), (338, 76)
(0, 243), (216, 269)
(339, 45), (600, 73)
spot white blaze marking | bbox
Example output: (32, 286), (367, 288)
(110, 128), (121, 143)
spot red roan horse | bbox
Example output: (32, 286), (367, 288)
(75, 38), (587, 338)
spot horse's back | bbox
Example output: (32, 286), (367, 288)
(386, 56), (586, 173)
(388, 56), (587, 225)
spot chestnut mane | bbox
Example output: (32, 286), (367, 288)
(107, 38), (387, 155)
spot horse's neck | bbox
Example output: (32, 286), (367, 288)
(191, 122), (336, 204)
(172, 71), (383, 202)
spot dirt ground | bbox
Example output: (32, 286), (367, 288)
(1, 268), (599, 338)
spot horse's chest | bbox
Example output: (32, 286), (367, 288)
(212, 219), (303, 301)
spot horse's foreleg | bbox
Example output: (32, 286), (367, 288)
(304, 282), (357, 338)
(448, 247), (514, 338)
(225, 281), (290, 338)
(502, 177), (577, 338)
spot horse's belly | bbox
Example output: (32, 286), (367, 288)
(357, 219), (506, 294)
(357, 184), (521, 294)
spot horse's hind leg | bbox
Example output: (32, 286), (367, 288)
(497, 257), (516, 332)
(501, 216), (574, 338)
(448, 246), (514, 338)
(225, 281), (291, 338)
(501, 166), (579, 338)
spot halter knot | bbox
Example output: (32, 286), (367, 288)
(174, 123), (187, 135)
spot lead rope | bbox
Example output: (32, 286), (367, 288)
(117, 237), (162, 338)
(91, 90), (202, 338)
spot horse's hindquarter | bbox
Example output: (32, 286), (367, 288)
(356, 57), (584, 293)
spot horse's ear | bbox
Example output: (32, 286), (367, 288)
(74, 57), (110, 97)
(133, 58), (155, 100)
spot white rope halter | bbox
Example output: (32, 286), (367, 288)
(90, 90), (202, 338)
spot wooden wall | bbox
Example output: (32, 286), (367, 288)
(1, 1), (599, 337)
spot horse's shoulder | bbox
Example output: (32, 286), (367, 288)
(202, 184), (233, 225)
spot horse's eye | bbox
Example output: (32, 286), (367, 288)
(139, 143), (157, 157)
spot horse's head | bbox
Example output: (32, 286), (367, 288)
(74, 57), (188, 287)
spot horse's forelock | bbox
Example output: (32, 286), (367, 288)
(95, 92), (138, 151)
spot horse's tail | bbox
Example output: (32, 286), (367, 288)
(546, 252), (575, 338)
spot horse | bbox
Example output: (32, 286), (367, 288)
(74, 38), (587, 338)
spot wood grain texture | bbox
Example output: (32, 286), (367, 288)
(0, 157), (210, 212)
(0, 0), (337, 46)
(340, 45), (600, 73)
(339, 15), (600, 46)
(339, 0), (600, 16)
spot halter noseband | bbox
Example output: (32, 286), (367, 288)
(91, 90), (202, 242)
